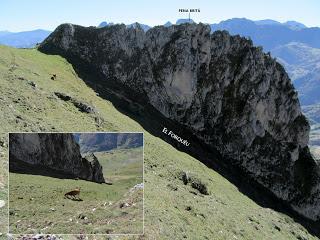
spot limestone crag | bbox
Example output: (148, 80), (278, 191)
(82, 152), (105, 183)
(39, 23), (320, 220)
(9, 133), (105, 183)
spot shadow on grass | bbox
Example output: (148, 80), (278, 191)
(64, 197), (83, 201)
(9, 159), (78, 180)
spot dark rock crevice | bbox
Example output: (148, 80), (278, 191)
(54, 91), (96, 114)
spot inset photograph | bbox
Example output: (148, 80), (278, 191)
(9, 132), (144, 235)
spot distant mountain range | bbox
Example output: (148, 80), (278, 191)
(210, 18), (320, 51)
(0, 31), (11, 37)
(254, 19), (307, 30)
(1, 18), (319, 120)
(73, 133), (143, 153)
(272, 42), (320, 105)
(0, 29), (51, 48)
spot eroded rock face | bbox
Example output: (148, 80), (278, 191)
(9, 133), (105, 183)
(39, 23), (320, 220)
(82, 153), (105, 183)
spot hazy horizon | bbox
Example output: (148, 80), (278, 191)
(1, 0), (319, 32)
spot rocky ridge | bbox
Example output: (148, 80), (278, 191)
(39, 23), (320, 221)
(9, 133), (105, 183)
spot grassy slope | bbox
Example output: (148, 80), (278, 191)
(9, 147), (143, 234)
(0, 45), (318, 239)
(9, 173), (143, 234)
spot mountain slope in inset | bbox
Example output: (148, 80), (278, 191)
(74, 133), (143, 153)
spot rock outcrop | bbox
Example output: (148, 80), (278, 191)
(9, 133), (105, 183)
(39, 23), (320, 221)
(82, 152), (105, 183)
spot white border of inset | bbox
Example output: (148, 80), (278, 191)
(7, 131), (145, 236)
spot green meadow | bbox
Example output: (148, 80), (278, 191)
(9, 148), (143, 234)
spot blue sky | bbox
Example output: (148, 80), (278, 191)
(1, 0), (319, 31)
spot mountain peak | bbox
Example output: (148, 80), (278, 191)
(284, 20), (306, 30)
(176, 18), (195, 25)
(164, 21), (172, 27)
(254, 19), (282, 25)
(126, 22), (151, 31)
(98, 21), (109, 28)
